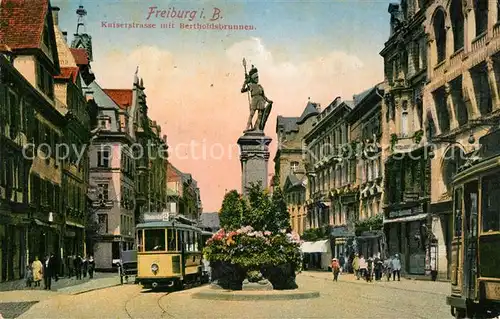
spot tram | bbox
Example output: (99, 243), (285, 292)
(135, 213), (204, 290)
(447, 129), (500, 318)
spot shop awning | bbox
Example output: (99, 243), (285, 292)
(34, 219), (58, 229)
(300, 240), (330, 253)
(383, 213), (428, 224)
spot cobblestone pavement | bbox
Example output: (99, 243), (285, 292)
(0, 302), (38, 319)
(13, 273), (452, 319)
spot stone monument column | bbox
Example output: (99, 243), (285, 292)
(237, 131), (272, 195)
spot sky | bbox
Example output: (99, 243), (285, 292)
(53, 0), (392, 212)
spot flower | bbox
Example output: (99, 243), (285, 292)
(264, 231), (271, 236)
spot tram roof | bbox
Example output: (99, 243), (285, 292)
(136, 221), (201, 231)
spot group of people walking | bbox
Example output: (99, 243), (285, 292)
(25, 254), (95, 290)
(331, 253), (402, 282)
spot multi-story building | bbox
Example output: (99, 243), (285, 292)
(52, 5), (96, 260)
(0, 0), (69, 280)
(303, 98), (355, 259)
(346, 84), (385, 258)
(274, 100), (319, 235)
(144, 119), (168, 214)
(380, 1), (432, 276)
(423, 0), (500, 280)
(165, 162), (202, 222)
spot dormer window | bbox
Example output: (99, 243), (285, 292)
(98, 117), (111, 130)
(290, 161), (299, 172)
(36, 62), (54, 99)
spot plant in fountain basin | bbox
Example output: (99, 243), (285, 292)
(203, 183), (301, 290)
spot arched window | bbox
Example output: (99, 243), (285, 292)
(450, 0), (464, 51)
(401, 101), (409, 137)
(433, 10), (447, 63)
(474, 0), (488, 36)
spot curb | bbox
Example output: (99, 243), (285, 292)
(191, 289), (320, 301)
(70, 283), (122, 295)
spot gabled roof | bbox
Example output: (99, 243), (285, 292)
(297, 101), (319, 124)
(88, 81), (120, 110)
(276, 116), (299, 133)
(54, 67), (79, 83)
(284, 174), (304, 191)
(103, 89), (133, 110)
(70, 48), (89, 65)
(0, 0), (49, 50)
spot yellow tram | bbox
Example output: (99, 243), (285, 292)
(447, 129), (500, 318)
(135, 215), (204, 289)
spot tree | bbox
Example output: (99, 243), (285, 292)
(268, 186), (291, 233)
(219, 190), (248, 230)
(244, 183), (271, 231)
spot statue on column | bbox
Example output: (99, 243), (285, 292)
(241, 58), (273, 132)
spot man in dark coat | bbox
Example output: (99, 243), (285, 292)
(44, 253), (57, 290)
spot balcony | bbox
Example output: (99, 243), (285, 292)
(471, 32), (487, 52)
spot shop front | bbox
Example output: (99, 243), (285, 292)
(384, 203), (429, 275)
(0, 212), (28, 282)
(300, 239), (332, 270)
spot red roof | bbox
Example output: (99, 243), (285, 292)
(103, 89), (133, 109)
(0, 0), (49, 50)
(54, 67), (79, 83)
(70, 48), (89, 65)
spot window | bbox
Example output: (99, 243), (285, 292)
(97, 146), (111, 168)
(145, 229), (165, 251)
(401, 101), (409, 137)
(137, 230), (143, 252)
(177, 230), (183, 251)
(482, 173), (500, 232)
(290, 161), (299, 172)
(453, 188), (462, 237)
(167, 228), (176, 251)
(98, 214), (108, 233)
(450, 0), (464, 51)
(112, 242), (120, 260)
(97, 183), (109, 201)
(194, 232), (199, 251)
(433, 10), (446, 63)
(413, 41), (420, 72)
(474, 0), (488, 36)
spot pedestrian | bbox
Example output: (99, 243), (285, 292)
(82, 256), (88, 278)
(25, 265), (33, 288)
(88, 256), (95, 279)
(392, 254), (401, 281)
(384, 257), (392, 281)
(51, 252), (59, 282)
(374, 254), (383, 281)
(331, 258), (340, 282)
(358, 254), (367, 280)
(73, 255), (82, 280)
(352, 253), (360, 279)
(67, 255), (74, 278)
(366, 257), (374, 282)
(43, 254), (56, 290)
(339, 254), (346, 274)
(31, 256), (43, 287)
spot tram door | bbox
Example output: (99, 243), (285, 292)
(463, 181), (479, 300)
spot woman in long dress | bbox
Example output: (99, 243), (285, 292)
(31, 256), (43, 287)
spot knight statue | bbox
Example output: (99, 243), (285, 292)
(241, 59), (273, 132)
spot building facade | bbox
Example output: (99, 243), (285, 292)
(303, 98), (356, 259)
(423, 0), (500, 280)
(274, 101), (319, 235)
(346, 84), (385, 258)
(0, 0), (70, 280)
(166, 162), (202, 222)
(380, 1), (432, 276)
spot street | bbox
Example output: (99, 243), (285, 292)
(1, 272), (451, 319)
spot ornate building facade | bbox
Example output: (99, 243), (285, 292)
(274, 100), (319, 235)
(346, 84), (385, 258)
(303, 98), (356, 258)
(380, 1), (432, 276)
(423, 0), (500, 280)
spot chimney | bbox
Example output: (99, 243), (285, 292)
(62, 31), (68, 43)
(51, 6), (60, 26)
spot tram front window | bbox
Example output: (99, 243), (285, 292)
(145, 229), (165, 251)
(482, 173), (500, 232)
